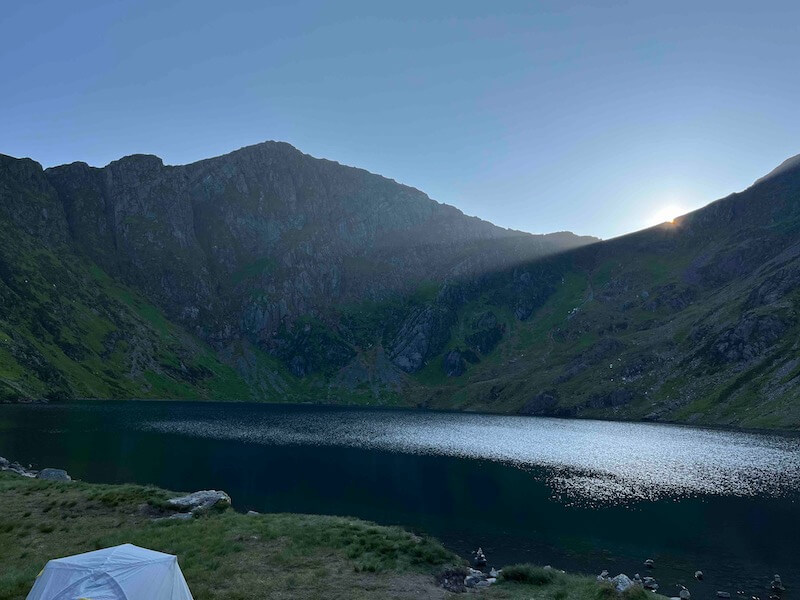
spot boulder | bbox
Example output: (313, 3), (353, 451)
(36, 468), (72, 482)
(679, 587), (691, 600)
(644, 558), (655, 569)
(436, 567), (468, 593)
(246, 510), (260, 516)
(612, 574), (634, 593)
(695, 571), (704, 581)
(0, 457), (37, 478)
(168, 490), (231, 514)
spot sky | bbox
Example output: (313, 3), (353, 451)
(2, 1), (799, 239)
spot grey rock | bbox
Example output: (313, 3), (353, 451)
(679, 587), (691, 600)
(643, 577), (659, 591)
(612, 574), (634, 592)
(695, 571), (703, 581)
(443, 349), (467, 377)
(716, 593), (731, 599)
(246, 510), (260, 516)
(709, 313), (787, 364)
(36, 468), (72, 482)
(168, 490), (231, 514)
(0, 457), (37, 478)
(644, 558), (655, 568)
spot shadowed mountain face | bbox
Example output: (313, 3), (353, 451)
(1, 142), (798, 428)
(0, 142), (592, 401)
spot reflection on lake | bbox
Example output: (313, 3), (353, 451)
(1, 402), (798, 597)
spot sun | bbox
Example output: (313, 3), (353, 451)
(646, 204), (686, 228)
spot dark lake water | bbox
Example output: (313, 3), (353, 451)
(1, 402), (798, 597)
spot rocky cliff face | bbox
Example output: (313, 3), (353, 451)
(1, 142), (592, 399)
(2, 142), (799, 428)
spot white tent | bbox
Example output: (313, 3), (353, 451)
(26, 543), (193, 600)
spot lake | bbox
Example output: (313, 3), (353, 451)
(1, 402), (798, 596)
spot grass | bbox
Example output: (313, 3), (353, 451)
(487, 565), (665, 600)
(0, 472), (459, 600)
(0, 472), (668, 600)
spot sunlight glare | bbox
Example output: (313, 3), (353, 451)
(646, 204), (687, 228)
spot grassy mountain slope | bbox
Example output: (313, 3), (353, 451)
(0, 156), (279, 402)
(1, 145), (799, 429)
(408, 158), (800, 428)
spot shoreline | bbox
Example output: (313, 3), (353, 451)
(0, 463), (669, 600)
(4, 396), (799, 435)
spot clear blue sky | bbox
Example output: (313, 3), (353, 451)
(2, 1), (799, 238)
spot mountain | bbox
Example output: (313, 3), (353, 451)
(1, 142), (798, 429)
(409, 155), (800, 429)
(0, 142), (592, 403)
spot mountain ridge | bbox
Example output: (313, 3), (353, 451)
(1, 143), (798, 428)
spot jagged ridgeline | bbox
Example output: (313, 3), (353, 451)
(0, 143), (592, 404)
(1, 142), (799, 428)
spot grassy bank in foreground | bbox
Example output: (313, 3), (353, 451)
(0, 472), (665, 600)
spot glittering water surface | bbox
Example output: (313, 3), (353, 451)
(141, 409), (800, 504)
(1, 402), (798, 596)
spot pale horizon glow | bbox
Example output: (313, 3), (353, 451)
(2, 1), (799, 239)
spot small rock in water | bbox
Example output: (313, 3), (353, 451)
(597, 570), (610, 582)
(36, 468), (72, 482)
(717, 592), (732, 598)
(679, 586), (691, 600)
(472, 547), (487, 567)
(770, 575), (784, 592)
(246, 510), (260, 516)
(695, 571), (704, 581)
(643, 577), (659, 591)
(644, 559), (655, 569)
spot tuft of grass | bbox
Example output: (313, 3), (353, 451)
(501, 563), (558, 585)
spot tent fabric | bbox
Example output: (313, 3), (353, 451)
(26, 544), (193, 600)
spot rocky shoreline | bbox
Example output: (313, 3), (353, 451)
(1, 456), (789, 598)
